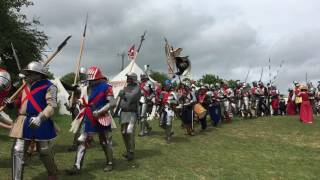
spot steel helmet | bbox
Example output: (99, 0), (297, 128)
(87, 66), (105, 81)
(22, 61), (48, 76)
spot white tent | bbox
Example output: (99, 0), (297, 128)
(110, 61), (144, 97)
(51, 78), (71, 115)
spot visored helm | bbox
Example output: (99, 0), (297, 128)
(22, 61), (48, 76)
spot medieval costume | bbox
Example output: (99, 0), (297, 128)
(138, 73), (154, 136)
(250, 81), (259, 118)
(68, 66), (115, 174)
(299, 85), (313, 124)
(241, 83), (252, 118)
(196, 86), (210, 130)
(286, 88), (296, 115)
(119, 72), (141, 160)
(293, 81), (302, 113)
(269, 85), (279, 116)
(10, 61), (58, 180)
(307, 82), (316, 114)
(0, 68), (13, 129)
(256, 81), (270, 116)
(279, 95), (286, 115)
(159, 80), (177, 142)
(207, 84), (221, 126)
(178, 81), (195, 135)
(62, 67), (87, 151)
(218, 82), (234, 122)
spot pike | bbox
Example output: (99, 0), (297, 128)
(268, 57), (271, 84)
(10, 43), (22, 71)
(137, 30), (147, 53)
(271, 60), (285, 84)
(0, 35), (72, 112)
(259, 67), (264, 82)
(70, 14), (88, 106)
(244, 66), (251, 84)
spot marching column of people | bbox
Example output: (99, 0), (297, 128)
(2, 62), (319, 180)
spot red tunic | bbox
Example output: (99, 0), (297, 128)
(286, 92), (296, 115)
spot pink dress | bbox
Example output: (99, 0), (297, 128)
(299, 92), (313, 124)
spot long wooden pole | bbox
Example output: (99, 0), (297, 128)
(69, 14), (88, 106)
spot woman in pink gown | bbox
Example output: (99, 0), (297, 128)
(298, 85), (313, 124)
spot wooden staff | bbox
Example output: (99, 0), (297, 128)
(69, 14), (88, 107)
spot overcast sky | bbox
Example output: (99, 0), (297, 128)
(22, 0), (320, 93)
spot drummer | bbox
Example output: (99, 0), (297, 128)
(196, 85), (210, 130)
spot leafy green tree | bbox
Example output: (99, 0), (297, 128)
(149, 71), (168, 86)
(227, 79), (237, 89)
(60, 72), (75, 85)
(198, 74), (222, 86)
(0, 0), (48, 83)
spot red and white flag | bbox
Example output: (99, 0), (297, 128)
(128, 44), (137, 60)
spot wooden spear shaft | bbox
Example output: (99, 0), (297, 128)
(70, 14), (88, 106)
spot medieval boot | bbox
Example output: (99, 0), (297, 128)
(101, 137), (113, 172)
(67, 144), (86, 175)
(144, 121), (152, 135)
(138, 122), (146, 136)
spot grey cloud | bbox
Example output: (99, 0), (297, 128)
(22, 0), (320, 94)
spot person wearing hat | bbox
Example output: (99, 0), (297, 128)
(196, 85), (210, 130)
(118, 72), (141, 160)
(61, 66), (88, 151)
(250, 81), (259, 117)
(293, 81), (302, 113)
(10, 61), (58, 180)
(218, 81), (234, 122)
(68, 66), (115, 174)
(298, 85), (313, 124)
(159, 79), (177, 142)
(0, 68), (14, 129)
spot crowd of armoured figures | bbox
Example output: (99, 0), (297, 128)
(0, 62), (316, 180)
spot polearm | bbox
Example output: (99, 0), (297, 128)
(268, 57), (271, 84)
(259, 67), (264, 82)
(70, 14), (88, 106)
(137, 30), (147, 53)
(270, 60), (285, 84)
(0, 35), (72, 112)
(11, 43), (22, 71)
(306, 72), (308, 85)
(113, 31), (147, 115)
(244, 66), (251, 84)
(44, 36), (72, 65)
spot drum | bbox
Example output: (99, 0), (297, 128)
(193, 103), (207, 119)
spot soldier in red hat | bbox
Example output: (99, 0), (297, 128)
(68, 66), (115, 174)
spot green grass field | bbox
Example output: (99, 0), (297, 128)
(1, 115), (320, 180)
